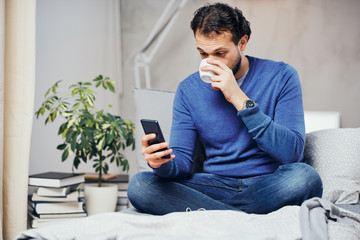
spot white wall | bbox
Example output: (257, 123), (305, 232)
(30, 0), (123, 174)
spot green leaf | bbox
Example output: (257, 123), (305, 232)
(81, 134), (87, 149)
(101, 123), (111, 129)
(97, 136), (105, 151)
(70, 136), (77, 152)
(65, 130), (75, 142)
(45, 115), (51, 124)
(61, 128), (69, 139)
(57, 144), (67, 150)
(35, 108), (42, 118)
(126, 137), (132, 147)
(61, 111), (74, 117)
(84, 88), (93, 95)
(73, 103), (80, 109)
(86, 95), (94, 107)
(61, 147), (69, 162)
(102, 81), (107, 89)
(67, 117), (77, 129)
(83, 111), (93, 120)
(93, 75), (103, 81)
(107, 82), (115, 93)
(72, 88), (80, 96)
(40, 107), (46, 115)
(45, 88), (51, 97)
(106, 131), (114, 144)
(60, 104), (68, 110)
(76, 142), (81, 151)
(84, 130), (94, 141)
(73, 157), (80, 169)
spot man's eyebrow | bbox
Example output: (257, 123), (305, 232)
(197, 47), (228, 53)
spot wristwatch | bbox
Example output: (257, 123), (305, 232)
(242, 99), (256, 110)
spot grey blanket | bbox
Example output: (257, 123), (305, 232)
(300, 197), (360, 240)
(15, 197), (360, 240)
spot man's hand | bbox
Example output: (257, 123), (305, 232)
(200, 58), (249, 111)
(141, 133), (175, 169)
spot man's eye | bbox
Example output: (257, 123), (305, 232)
(215, 52), (224, 56)
(200, 52), (208, 57)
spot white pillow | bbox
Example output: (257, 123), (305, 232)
(133, 88), (175, 172)
(304, 128), (360, 204)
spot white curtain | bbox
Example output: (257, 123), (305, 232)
(0, 0), (5, 238)
(1, 0), (36, 239)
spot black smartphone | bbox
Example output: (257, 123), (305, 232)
(140, 119), (171, 159)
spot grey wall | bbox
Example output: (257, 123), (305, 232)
(32, 0), (360, 177)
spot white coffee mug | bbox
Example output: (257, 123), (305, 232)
(199, 58), (215, 83)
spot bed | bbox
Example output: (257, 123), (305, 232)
(14, 198), (360, 240)
(15, 89), (360, 239)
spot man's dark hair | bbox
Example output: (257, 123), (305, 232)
(190, 3), (251, 44)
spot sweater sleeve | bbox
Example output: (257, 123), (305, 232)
(238, 66), (305, 164)
(153, 87), (196, 179)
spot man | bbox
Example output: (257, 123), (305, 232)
(128, 2), (322, 215)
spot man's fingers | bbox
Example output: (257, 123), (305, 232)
(141, 133), (175, 168)
(206, 58), (228, 69)
(148, 154), (175, 169)
(200, 64), (222, 76)
(146, 151), (175, 169)
(211, 81), (221, 91)
(143, 142), (169, 155)
(141, 133), (156, 147)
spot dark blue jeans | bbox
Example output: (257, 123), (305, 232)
(127, 162), (323, 215)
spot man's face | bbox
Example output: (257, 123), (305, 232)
(195, 31), (241, 76)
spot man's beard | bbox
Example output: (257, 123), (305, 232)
(232, 53), (242, 76)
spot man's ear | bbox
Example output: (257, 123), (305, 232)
(238, 35), (249, 51)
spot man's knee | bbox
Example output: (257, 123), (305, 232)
(279, 162), (323, 201)
(127, 172), (157, 207)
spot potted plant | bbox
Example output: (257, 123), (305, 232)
(35, 75), (135, 215)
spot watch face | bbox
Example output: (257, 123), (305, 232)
(246, 100), (255, 108)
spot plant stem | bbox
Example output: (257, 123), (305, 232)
(98, 153), (103, 188)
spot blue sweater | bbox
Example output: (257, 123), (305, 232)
(154, 56), (305, 179)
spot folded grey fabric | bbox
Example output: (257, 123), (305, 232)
(300, 197), (360, 240)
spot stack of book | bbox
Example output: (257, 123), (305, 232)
(81, 173), (130, 211)
(27, 172), (86, 228)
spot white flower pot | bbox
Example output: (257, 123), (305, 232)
(84, 183), (118, 216)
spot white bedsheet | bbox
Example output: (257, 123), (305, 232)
(16, 206), (302, 240)
(15, 197), (360, 240)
